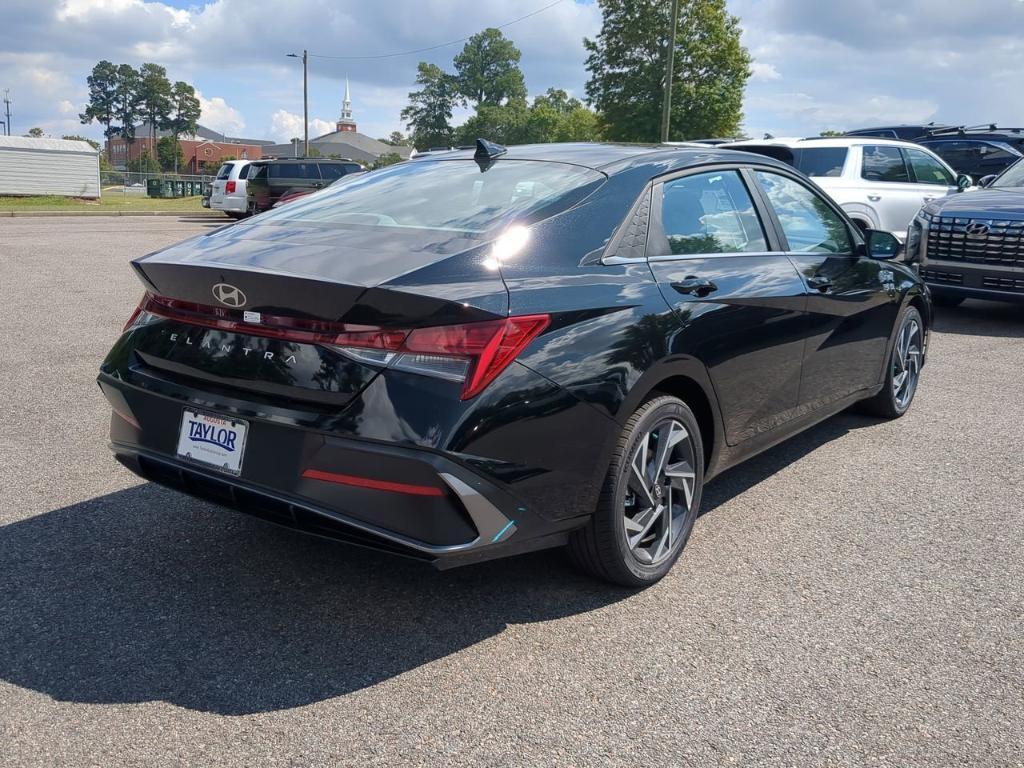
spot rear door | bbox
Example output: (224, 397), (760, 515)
(751, 169), (897, 408)
(645, 167), (809, 445)
(858, 144), (931, 234)
(210, 162), (232, 203)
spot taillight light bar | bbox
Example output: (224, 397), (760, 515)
(126, 292), (549, 399)
(225, 181), (236, 194)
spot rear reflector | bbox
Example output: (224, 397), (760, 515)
(131, 292), (549, 399)
(302, 468), (444, 497)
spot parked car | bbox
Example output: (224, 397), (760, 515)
(724, 137), (970, 242)
(209, 159), (251, 219)
(846, 125), (1024, 181)
(98, 140), (929, 587)
(246, 158), (363, 214)
(908, 158), (1024, 306)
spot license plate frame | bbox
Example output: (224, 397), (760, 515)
(175, 408), (249, 476)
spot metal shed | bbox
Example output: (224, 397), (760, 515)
(0, 136), (101, 198)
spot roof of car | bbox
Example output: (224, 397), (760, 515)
(410, 141), (790, 174)
(724, 137), (922, 150)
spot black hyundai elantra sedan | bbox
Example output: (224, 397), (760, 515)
(99, 140), (930, 586)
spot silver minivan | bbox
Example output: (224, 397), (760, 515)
(210, 160), (252, 218)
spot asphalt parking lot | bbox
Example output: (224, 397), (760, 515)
(1, 216), (1022, 767)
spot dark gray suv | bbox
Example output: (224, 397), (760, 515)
(247, 158), (363, 213)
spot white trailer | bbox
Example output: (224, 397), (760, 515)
(0, 136), (101, 199)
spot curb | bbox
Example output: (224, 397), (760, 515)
(1, 210), (228, 218)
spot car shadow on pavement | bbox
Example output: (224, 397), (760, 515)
(0, 482), (627, 715)
(0, 411), (873, 716)
(931, 299), (1024, 338)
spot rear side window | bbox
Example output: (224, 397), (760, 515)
(904, 149), (954, 186)
(269, 162), (321, 179)
(861, 146), (910, 182)
(755, 171), (852, 254)
(249, 164), (268, 180)
(215, 164), (232, 180)
(232, 163), (250, 180)
(791, 148), (848, 178)
(256, 159), (604, 234)
(319, 163), (356, 180)
(655, 171), (767, 256)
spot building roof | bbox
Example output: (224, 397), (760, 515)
(312, 130), (413, 159)
(132, 122), (274, 146)
(0, 136), (98, 154)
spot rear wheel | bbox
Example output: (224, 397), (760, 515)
(569, 395), (704, 587)
(859, 306), (924, 419)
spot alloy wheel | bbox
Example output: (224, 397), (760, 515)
(623, 418), (697, 566)
(892, 315), (922, 410)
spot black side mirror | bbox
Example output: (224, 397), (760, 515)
(865, 229), (902, 260)
(956, 173), (973, 191)
(978, 174), (998, 188)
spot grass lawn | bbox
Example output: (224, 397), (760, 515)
(0, 193), (209, 213)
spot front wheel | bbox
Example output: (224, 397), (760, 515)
(859, 306), (924, 419)
(568, 396), (704, 587)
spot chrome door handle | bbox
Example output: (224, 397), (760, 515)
(867, 194), (882, 202)
(671, 277), (718, 297)
(807, 274), (833, 292)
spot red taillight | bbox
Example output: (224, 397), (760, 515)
(133, 292), (549, 399)
(225, 181), (236, 194)
(301, 469), (444, 496)
(402, 315), (550, 399)
(122, 304), (143, 331)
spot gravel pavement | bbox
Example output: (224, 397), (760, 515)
(1, 217), (1022, 767)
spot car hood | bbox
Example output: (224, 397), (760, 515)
(930, 188), (1024, 220)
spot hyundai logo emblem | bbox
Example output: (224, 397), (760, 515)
(965, 222), (990, 237)
(212, 283), (247, 307)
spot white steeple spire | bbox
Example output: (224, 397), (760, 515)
(340, 77), (352, 122)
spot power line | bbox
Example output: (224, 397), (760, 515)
(307, 0), (565, 61)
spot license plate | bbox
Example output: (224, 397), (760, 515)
(176, 409), (248, 475)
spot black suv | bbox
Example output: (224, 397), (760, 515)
(908, 159), (1024, 305)
(847, 125), (1024, 181)
(247, 158), (363, 213)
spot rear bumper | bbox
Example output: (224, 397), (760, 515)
(99, 375), (581, 568)
(210, 195), (247, 213)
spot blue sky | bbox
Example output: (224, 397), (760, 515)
(2, 0), (1024, 145)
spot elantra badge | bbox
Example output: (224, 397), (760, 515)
(212, 283), (246, 307)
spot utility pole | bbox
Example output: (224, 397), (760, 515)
(3, 90), (11, 136)
(287, 51), (309, 156)
(660, 0), (681, 143)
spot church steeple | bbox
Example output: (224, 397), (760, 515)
(337, 77), (356, 132)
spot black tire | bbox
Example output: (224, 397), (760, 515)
(568, 395), (705, 587)
(859, 305), (924, 419)
(931, 294), (964, 308)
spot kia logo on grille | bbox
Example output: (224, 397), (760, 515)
(212, 283), (247, 307)
(965, 222), (990, 236)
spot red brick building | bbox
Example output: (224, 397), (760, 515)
(106, 123), (272, 173)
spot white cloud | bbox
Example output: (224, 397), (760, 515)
(750, 61), (781, 81)
(196, 91), (246, 137)
(269, 110), (334, 143)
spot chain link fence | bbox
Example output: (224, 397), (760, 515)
(101, 171), (213, 199)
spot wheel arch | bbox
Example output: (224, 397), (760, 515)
(616, 360), (725, 478)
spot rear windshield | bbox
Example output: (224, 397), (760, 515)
(791, 147), (848, 177)
(255, 159), (605, 234)
(216, 164), (233, 180)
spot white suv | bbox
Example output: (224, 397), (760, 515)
(724, 137), (970, 240)
(209, 160), (252, 218)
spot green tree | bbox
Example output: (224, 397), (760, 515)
(111, 64), (141, 149)
(128, 150), (160, 173)
(584, 0), (750, 142)
(401, 62), (456, 150)
(79, 60), (119, 160)
(25, 127), (44, 138)
(137, 63), (173, 144)
(62, 134), (102, 151)
(378, 131), (407, 146)
(156, 136), (184, 171)
(454, 103), (529, 146)
(819, 129), (845, 137)
(371, 152), (403, 169)
(163, 81), (201, 172)
(453, 28), (527, 109)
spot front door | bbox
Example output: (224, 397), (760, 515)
(750, 169), (898, 410)
(645, 168), (809, 445)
